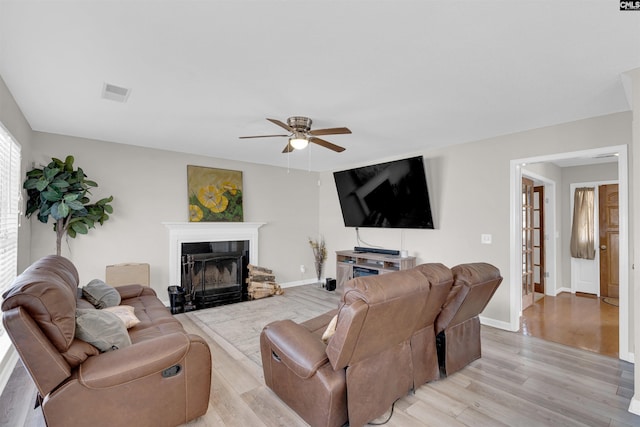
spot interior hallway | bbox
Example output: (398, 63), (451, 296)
(520, 292), (619, 358)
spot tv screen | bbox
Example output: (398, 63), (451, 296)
(333, 156), (434, 229)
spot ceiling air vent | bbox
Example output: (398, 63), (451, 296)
(102, 82), (131, 103)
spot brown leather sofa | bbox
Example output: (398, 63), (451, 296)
(260, 263), (454, 427)
(435, 263), (503, 377)
(1, 255), (212, 427)
(409, 263), (455, 387)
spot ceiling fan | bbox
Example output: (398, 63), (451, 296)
(239, 116), (351, 153)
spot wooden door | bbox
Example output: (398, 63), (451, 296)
(599, 184), (619, 298)
(533, 186), (545, 294)
(522, 177), (535, 310)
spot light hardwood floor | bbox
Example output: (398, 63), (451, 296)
(1, 285), (638, 427)
(521, 292), (619, 358)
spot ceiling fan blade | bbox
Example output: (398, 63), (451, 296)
(309, 137), (346, 152)
(282, 142), (294, 153)
(267, 118), (294, 132)
(309, 127), (352, 136)
(239, 134), (289, 139)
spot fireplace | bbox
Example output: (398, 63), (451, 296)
(164, 222), (265, 310)
(181, 241), (248, 308)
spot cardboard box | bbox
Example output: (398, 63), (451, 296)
(106, 263), (150, 287)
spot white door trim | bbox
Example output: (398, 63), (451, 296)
(510, 145), (630, 362)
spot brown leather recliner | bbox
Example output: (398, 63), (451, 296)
(410, 263), (454, 386)
(435, 262), (503, 377)
(260, 264), (452, 427)
(1, 255), (212, 427)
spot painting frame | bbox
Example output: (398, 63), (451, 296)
(187, 165), (243, 222)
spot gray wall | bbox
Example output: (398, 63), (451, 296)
(28, 132), (323, 301)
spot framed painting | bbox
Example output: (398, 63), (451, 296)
(187, 165), (243, 222)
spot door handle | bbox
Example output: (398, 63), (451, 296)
(600, 245), (607, 250)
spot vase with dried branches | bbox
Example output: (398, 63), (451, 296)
(308, 237), (327, 284)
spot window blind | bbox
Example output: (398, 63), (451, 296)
(0, 124), (21, 339)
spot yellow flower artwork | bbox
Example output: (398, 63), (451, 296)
(187, 165), (243, 222)
(189, 204), (204, 221)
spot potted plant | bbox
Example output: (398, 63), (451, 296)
(23, 155), (114, 256)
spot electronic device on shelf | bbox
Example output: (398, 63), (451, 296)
(353, 246), (400, 256)
(353, 266), (379, 277)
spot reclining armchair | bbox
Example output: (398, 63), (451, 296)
(435, 262), (503, 377)
(410, 263), (454, 386)
(260, 265), (452, 427)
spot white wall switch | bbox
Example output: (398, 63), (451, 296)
(481, 234), (492, 244)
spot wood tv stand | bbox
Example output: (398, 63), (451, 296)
(335, 249), (416, 290)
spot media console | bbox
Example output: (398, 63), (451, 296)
(335, 249), (416, 290)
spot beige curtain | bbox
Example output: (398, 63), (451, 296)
(570, 187), (596, 260)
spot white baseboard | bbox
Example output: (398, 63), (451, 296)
(555, 287), (572, 295)
(621, 350), (634, 364)
(629, 395), (640, 415)
(279, 278), (322, 288)
(480, 316), (515, 331)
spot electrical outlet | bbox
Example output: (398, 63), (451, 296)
(300, 265), (306, 273)
(481, 234), (492, 244)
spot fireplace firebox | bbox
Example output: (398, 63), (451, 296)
(181, 240), (249, 309)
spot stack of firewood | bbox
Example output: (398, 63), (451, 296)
(247, 264), (284, 300)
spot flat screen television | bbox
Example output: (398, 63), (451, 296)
(333, 156), (434, 229)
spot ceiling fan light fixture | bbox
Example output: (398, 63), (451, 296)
(290, 136), (308, 150)
(240, 116), (348, 153)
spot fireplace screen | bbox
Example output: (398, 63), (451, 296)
(181, 241), (249, 309)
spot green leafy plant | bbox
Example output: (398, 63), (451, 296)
(23, 155), (114, 255)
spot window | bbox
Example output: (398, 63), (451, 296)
(0, 124), (21, 342)
(570, 187), (596, 260)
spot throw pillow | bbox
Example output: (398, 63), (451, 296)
(321, 314), (338, 343)
(75, 309), (131, 352)
(82, 279), (121, 309)
(102, 305), (141, 329)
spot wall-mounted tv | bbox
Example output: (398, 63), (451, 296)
(333, 156), (434, 229)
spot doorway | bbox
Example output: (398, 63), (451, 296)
(533, 186), (545, 296)
(510, 146), (629, 361)
(522, 177), (535, 311)
(570, 181), (619, 298)
(525, 181), (619, 358)
(522, 178), (545, 312)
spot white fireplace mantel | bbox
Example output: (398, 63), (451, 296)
(163, 222), (265, 286)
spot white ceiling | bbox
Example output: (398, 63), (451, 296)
(1, 1), (638, 172)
